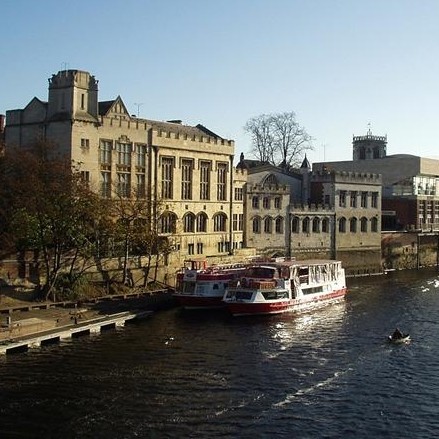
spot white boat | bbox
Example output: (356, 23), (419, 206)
(173, 260), (249, 310)
(223, 258), (347, 316)
(388, 334), (411, 344)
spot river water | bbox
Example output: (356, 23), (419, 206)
(1, 268), (439, 438)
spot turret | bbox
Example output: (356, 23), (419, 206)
(353, 126), (387, 160)
(47, 70), (99, 121)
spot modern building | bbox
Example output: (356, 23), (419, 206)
(313, 129), (439, 231)
(4, 69), (250, 275)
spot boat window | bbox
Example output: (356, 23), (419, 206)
(302, 286), (324, 295)
(213, 284), (218, 290)
(183, 283), (196, 293)
(235, 291), (253, 300)
(245, 266), (276, 279)
(262, 291), (288, 300)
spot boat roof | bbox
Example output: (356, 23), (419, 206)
(250, 258), (342, 267)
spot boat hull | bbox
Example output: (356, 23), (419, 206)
(226, 288), (347, 316)
(173, 294), (225, 310)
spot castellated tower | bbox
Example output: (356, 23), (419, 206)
(47, 70), (99, 121)
(352, 127), (387, 161)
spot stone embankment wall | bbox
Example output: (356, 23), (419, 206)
(382, 232), (439, 270)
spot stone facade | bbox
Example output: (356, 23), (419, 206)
(239, 158), (383, 275)
(3, 70), (389, 284)
(5, 70), (251, 284)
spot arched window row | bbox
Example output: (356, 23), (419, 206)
(159, 211), (229, 234)
(252, 216), (285, 234)
(291, 216), (330, 234)
(338, 216), (379, 233)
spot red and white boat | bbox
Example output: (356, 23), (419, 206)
(174, 260), (249, 310)
(223, 258), (347, 316)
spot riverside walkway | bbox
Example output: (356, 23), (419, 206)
(0, 288), (174, 355)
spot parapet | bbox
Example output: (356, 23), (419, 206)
(311, 170), (382, 184)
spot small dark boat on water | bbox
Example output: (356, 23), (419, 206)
(388, 330), (411, 344)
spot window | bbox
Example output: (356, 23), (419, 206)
(350, 217), (357, 233)
(265, 174), (278, 185)
(232, 214), (238, 231)
(350, 191), (357, 208)
(322, 218), (329, 233)
(361, 217), (368, 232)
(81, 93), (85, 110)
(136, 144), (146, 168)
(371, 217), (378, 232)
(234, 187), (243, 201)
(99, 140), (112, 165)
(361, 192), (368, 208)
(292, 216), (300, 233)
(117, 173), (130, 198)
(339, 217), (346, 233)
(217, 163), (227, 201)
(263, 197), (270, 209)
(302, 217), (310, 233)
(136, 174), (145, 198)
(275, 217), (283, 233)
(160, 212), (177, 234)
(324, 194), (330, 206)
(197, 242), (203, 254)
(235, 214), (244, 231)
(252, 217), (261, 233)
(200, 161), (210, 200)
(101, 172), (111, 198)
(213, 213), (227, 232)
(116, 142), (132, 166)
(181, 159), (193, 200)
(217, 241), (229, 253)
(274, 197), (281, 209)
(312, 217), (320, 233)
(183, 213), (195, 232)
(264, 217), (272, 233)
(196, 213), (208, 232)
(339, 190), (347, 208)
(188, 243), (195, 255)
(252, 196), (259, 209)
(81, 138), (89, 149)
(371, 192), (378, 208)
(80, 171), (90, 185)
(161, 157), (173, 199)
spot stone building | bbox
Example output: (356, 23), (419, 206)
(238, 155), (383, 275)
(4, 69), (251, 281)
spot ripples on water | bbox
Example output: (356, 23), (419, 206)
(2, 269), (439, 438)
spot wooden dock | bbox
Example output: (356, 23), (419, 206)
(0, 309), (152, 355)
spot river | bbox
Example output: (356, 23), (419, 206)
(1, 268), (439, 438)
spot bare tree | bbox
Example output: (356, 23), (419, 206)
(244, 114), (275, 163)
(244, 111), (313, 170)
(109, 185), (174, 288)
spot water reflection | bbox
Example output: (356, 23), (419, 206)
(2, 269), (439, 438)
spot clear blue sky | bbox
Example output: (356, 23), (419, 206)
(2, 0), (439, 164)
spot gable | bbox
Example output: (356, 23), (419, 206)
(100, 96), (130, 118)
(22, 97), (47, 123)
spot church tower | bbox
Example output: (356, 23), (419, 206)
(47, 70), (99, 121)
(352, 126), (387, 161)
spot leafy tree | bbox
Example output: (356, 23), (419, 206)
(0, 141), (111, 300)
(244, 111), (314, 170)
